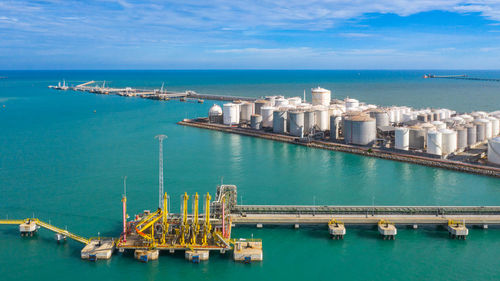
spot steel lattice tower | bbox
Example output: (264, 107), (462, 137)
(155, 134), (167, 208)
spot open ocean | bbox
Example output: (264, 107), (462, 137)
(1, 70), (500, 280)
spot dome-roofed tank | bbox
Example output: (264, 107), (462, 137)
(208, 104), (223, 123)
(311, 87), (331, 106)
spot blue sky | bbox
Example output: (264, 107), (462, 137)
(1, 0), (500, 69)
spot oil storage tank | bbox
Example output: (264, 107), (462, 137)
(343, 114), (376, 145)
(254, 100), (268, 115)
(427, 130), (442, 156)
(488, 116), (499, 136)
(273, 109), (288, 133)
(250, 114), (262, 130)
(223, 103), (239, 125)
(395, 127), (410, 150)
(466, 124), (477, 146)
(345, 98), (360, 112)
(440, 129), (457, 155)
(314, 106), (329, 131)
(488, 137), (500, 165)
(240, 102), (254, 123)
(311, 87), (331, 106)
(475, 120), (487, 142)
(456, 126), (468, 151)
(409, 125), (426, 149)
(369, 109), (390, 128)
(261, 106), (275, 128)
(289, 110), (304, 137)
(304, 110), (316, 134)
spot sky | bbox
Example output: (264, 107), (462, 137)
(1, 0), (500, 69)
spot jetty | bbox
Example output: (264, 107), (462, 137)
(48, 80), (257, 102)
(424, 74), (500, 82)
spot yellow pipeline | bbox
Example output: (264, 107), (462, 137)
(190, 192), (200, 245)
(161, 192), (168, 244)
(202, 192), (211, 246)
(179, 192), (189, 245)
(135, 209), (162, 240)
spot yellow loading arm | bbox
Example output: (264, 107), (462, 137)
(190, 192), (200, 245)
(161, 192), (168, 245)
(179, 192), (189, 245)
(202, 192), (212, 246)
(135, 209), (162, 241)
(329, 219), (343, 226)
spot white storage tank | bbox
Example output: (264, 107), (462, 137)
(343, 114), (376, 145)
(395, 127), (410, 151)
(240, 102), (254, 123)
(265, 96), (277, 107)
(427, 130), (442, 156)
(456, 126), (468, 151)
(275, 98), (289, 107)
(208, 104), (223, 123)
(409, 125), (426, 150)
(369, 109), (390, 128)
(475, 121), (486, 142)
(311, 87), (331, 106)
(273, 109), (288, 133)
(261, 106), (275, 128)
(289, 110), (305, 137)
(488, 137), (500, 165)
(345, 98), (359, 112)
(254, 100), (269, 115)
(223, 103), (239, 125)
(250, 114), (262, 130)
(432, 121), (446, 130)
(476, 118), (492, 140)
(466, 124), (477, 146)
(314, 106), (329, 131)
(488, 116), (499, 136)
(287, 97), (302, 106)
(304, 110), (316, 134)
(460, 114), (474, 123)
(440, 129), (457, 155)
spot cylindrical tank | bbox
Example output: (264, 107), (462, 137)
(208, 104), (223, 124)
(311, 87), (331, 106)
(304, 110), (315, 134)
(289, 110), (304, 137)
(395, 127), (410, 150)
(432, 121), (446, 130)
(440, 129), (457, 155)
(466, 124), (477, 146)
(488, 137), (500, 165)
(250, 114), (262, 130)
(460, 114), (474, 123)
(265, 96), (276, 107)
(275, 98), (289, 107)
(273, 110), (288, 133)
(240, 102), (254, 122)
(475, 120), (488, 141)
(223, 103), (239, 125)
(343, 114), (376, 145)
(254, 100), (268, 115)
(345, 98), (359, 112)
(409, 126), (426, 149)
(287, 97), (301, 106)
(261, 106), (275, 128)
(417, 114), (428, 122)
(427, 130), (442, 156)
(330, 115), (342, 141)
(369, 109), (390, 128)
(456, 126), (467, 151)
(314, 106), (329, 131)
(488, 116), (499, 136)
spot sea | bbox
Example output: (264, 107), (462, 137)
(0, 70), (499, 281)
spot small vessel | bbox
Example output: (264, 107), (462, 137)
(180, 97), (186, 102)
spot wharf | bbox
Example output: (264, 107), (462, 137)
(177, 119), (500, 178)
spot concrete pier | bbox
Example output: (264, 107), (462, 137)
(233, 240), (263, 262)
(185, 250), (209, 263)
(328, 219), (346, 239)
(134, 249), (159, 262)
(378, 220), (397, 240)
(19, 220), (38, 236)
(447, 220), (469, 240)
(81, 240), (114, 260)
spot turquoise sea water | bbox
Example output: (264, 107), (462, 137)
(0, 70), (500, 280)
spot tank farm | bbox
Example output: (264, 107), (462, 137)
(1, 84), (500, 264)
(181, 87), (500, 177)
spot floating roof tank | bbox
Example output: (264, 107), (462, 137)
(369, 108), (390, 128)
(343, 114), (376, 145)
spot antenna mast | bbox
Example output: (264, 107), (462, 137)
(155, 134), (168, 208)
